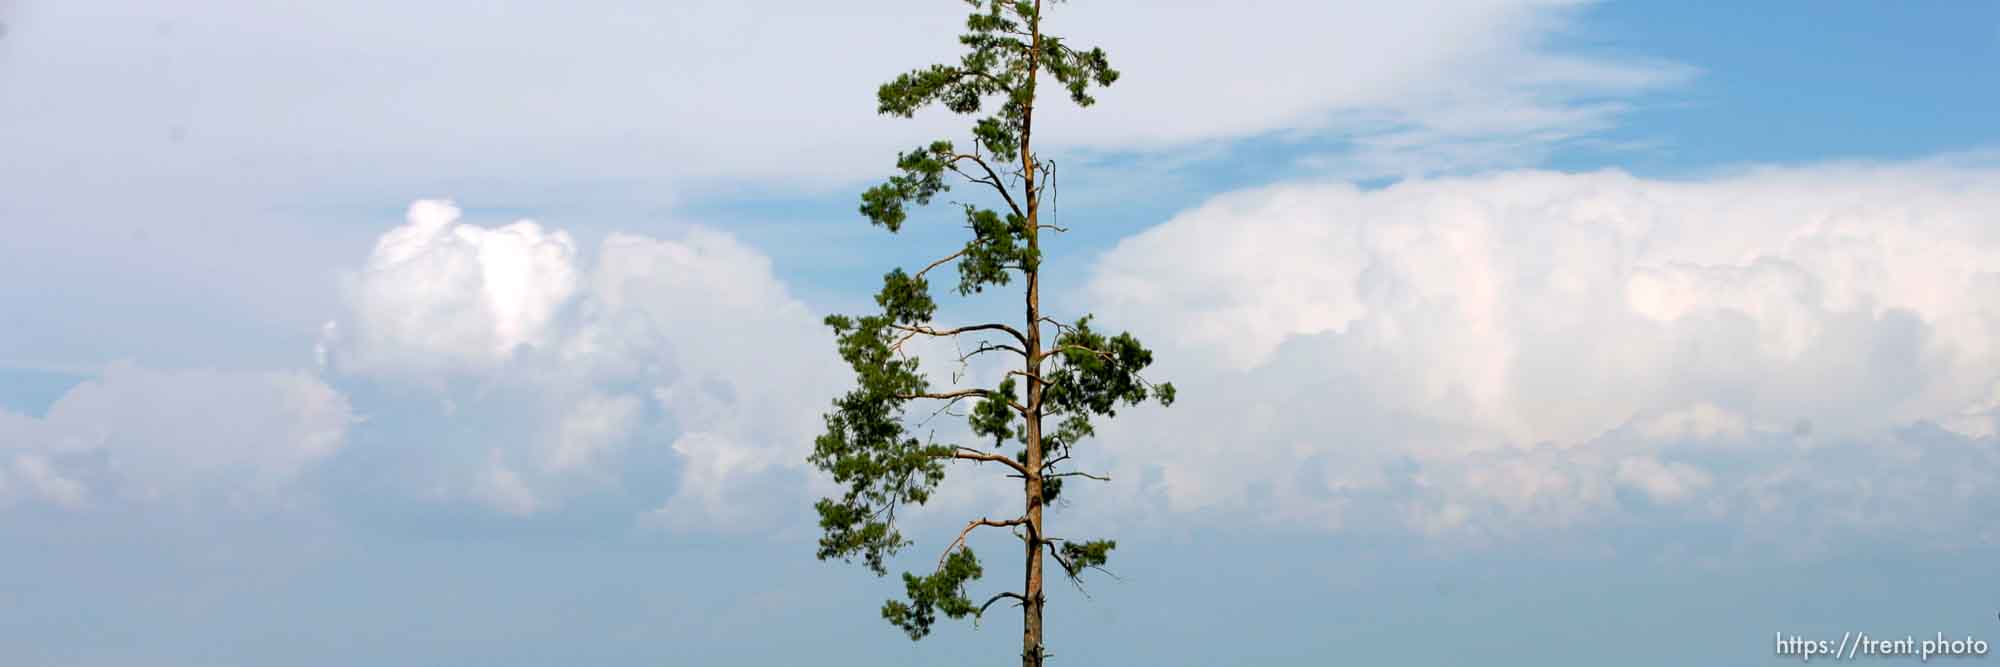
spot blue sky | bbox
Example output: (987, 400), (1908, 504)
(3, 1), (2000, 665)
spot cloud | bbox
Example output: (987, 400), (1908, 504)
(325, 201), (844, 524)
(1613, 456), (1710, 504)
(10, 454), (87, 508)
(0, 0), (1690, 382)
(0, 0), (1687, 199)
(1049, 0), (1691, 177)
(316, 160), (2000, 547)
(1080, 158), (2000, 542)
(548, 392), (644, 473)
(0, 363), (354, 510)
(335, 200), (580, 379)
(474, 449), (546, 517)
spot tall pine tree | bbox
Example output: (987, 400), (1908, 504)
(810, 1), (1173, 665)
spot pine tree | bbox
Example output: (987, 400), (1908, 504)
(809, 2), (1173, 665)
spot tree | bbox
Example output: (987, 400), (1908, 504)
(809, 1), (1173, 665)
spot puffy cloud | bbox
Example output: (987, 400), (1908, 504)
(325, 202), (843, 523)
(0, 363), (354, 510)
(1081, 159), (2000, 542)
(336, 200), (579, 378)
(580, 230), (845, 525)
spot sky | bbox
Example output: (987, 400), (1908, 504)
(2, 1), (2000, 665)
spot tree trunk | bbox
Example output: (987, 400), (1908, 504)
(1021, 413), (1044, 667)
(1020, 3), (1045, 665)
(1021, 293), (1045, 667)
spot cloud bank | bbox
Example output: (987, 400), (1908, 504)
(23, 154), (1974, 546)
(302, 157), (2000, 549)
(0, 0), (1692, 379)
(0, 0), (1686, 198)
(0, 363), (352, 511)
(1081, 158), (2000, 544)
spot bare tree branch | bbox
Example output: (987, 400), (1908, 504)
(959, 340), (1028, 363)
(914, 392), (978, 429)
(915, 247), (969, 281)
(890, 322), (1028, 347)
(974, 591), (1028, 628)
(894, 388), (993, 402)
(947, 154), (1025, 219)
(1047, 471), (1111, 482)
(979, 591), (1027, 615)
(938, 516), (1030, 572)
(1037, 316), (1076, 337)
(947, 446), (1031, 476)
(897, 388), (1027, 414)
(1006, 369), (1054, 387)
(889, 329), (923, 357)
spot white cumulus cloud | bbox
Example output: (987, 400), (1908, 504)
(336, 200), (580, 378)
(1080, 157), (2000, 542)
(326, 202), (843, 523)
